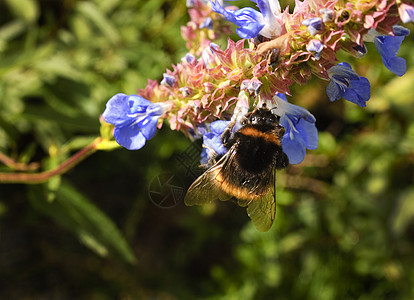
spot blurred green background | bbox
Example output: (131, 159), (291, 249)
(0, 0), (414, 299)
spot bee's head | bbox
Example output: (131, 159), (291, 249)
(247, 104), (280, 126)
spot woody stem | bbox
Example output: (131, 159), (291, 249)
(0, 138), (102, 184)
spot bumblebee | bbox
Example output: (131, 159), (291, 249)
(184, 104), (289, 232)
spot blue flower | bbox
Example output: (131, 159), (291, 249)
(274, 94), (318, 164)
(102, 93), (167, 150)
(319, 8), (334, 22)
(306, 39), (323, 60)
(302, 17), (324, 36)
(210, 0), (282, 39)
(200, 120), (230, 164)
(326, 62), (371, 107)
(398, 2), (414, 24)
(181, 53), (197, 64)
(373, 25), (410, 77)
(200, 17), (213, 29)
(161, 73), (176, 87)
(211, 0), (264, 39)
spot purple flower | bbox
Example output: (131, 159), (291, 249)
(319, 8), (334, 22)
(241, 78), (263, 96)
(255, 0), (283, 38)
(306, 39), (323, 60)
(274, 94), (318, 164)
(326, 62), (371, 107)
(399, 2), (414, 23)
(373, 25), (410, 77)
(201, 43), (219, 68)
(161, 73), (176, 87)
(201, 120), (230, 164)
(102, 93), (168, 150)
(181, 53), (197, 64)
(210, 0), (282, 39)
(211, 0), (264, 39)
(200, 17), (214, 29)
(302, 17), (324, 36)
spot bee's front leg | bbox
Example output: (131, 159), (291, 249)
(274, 125), (285, 138)
(221, 119), (238, 148)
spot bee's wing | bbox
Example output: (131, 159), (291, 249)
(246, 168), (277, 232)
(184, 145), (236, 206)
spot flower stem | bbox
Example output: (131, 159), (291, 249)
(0, 152), (40, 171)
(0, 138), (102, 184)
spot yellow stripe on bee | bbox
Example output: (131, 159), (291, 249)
(215, 171), (267, 201)
(238, 127), (281, 146)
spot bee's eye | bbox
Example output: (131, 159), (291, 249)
(251, 117), (256, 123)
(267, 117), (276, 124)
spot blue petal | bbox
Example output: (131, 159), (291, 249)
(277, 97), (316, 123)
(129, 95), (152, 114)
(343, 77), (370, 107)
(375, 35), (407, 76)
(276, 97), (318, 164)
(161, 73), (176, 87)
(233, 8), (265, 39)
(114, 124), (146, 150)
(307, 39), (324, 60)
(103, 93), (132, 126)
(327, 63), (371, 106)
(256, 0), (271, 16)
(374, 25), (410, 76)
(147, 103), (165, 117)
(200, 148), (209, 164)
(276, 93), (287, 101)
(139, 116), (160, 140)
(200, 17), (213, 29)
(211, 1), (264, 39)
(333, 63), (360, 80)
(296, 118), (318, 150)
(210, 120), (230, 134)
(326, 80), (343, 102)
(302, 17), (323, 36)
(393, 25), (410, 37)
(203, 132), (227, 156)
(282, 133), (306, 164)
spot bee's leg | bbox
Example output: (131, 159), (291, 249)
(274, 125), (285, 138)
(221, 119), (238, 148)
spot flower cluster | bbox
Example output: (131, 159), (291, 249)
(102, 0), (411, 165)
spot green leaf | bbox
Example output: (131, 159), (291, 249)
(391, 188), (414, 237)
(76, 2), (120, 44)
(4, 0), (39, 23)
(28, 181), (136, 264)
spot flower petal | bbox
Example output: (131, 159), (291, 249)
(210, 120), (231, 134)
(211, 1), (264, 39)
(114, 124), (147, 150)
(296, 118), (319, 150)
(103, 93), (132, 126)
(373, 25), (410, 76)
(129, 95), (152, 114)
(374, 36), (407, 76)
(139, 116), (160, 140)
(282, 133), (306, 164)
(327, 63), (371, 106)
(343, 77), (370, 107)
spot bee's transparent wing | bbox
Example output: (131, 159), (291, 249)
(246, 168), (277, 232)
(184, 146), (236, 206)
